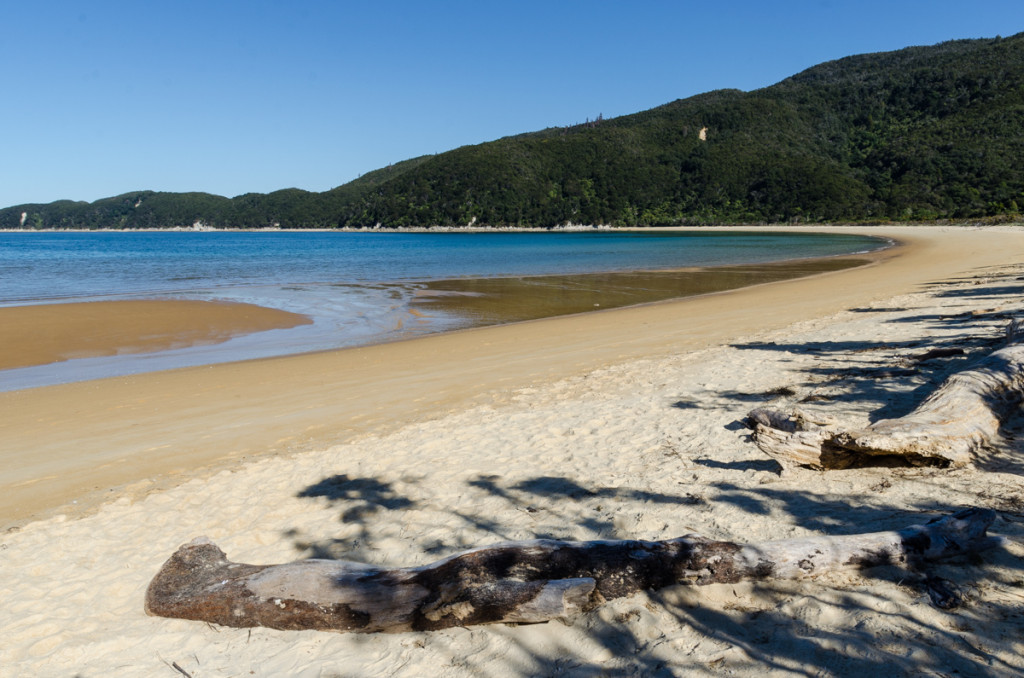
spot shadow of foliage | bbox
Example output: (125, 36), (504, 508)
(726, 296), (1022, 430)
(933, 283), (1024, 299)
(508, 475), (705, 508)
(848, 306), (910, 313)
(285, 471), (1021, 677)
(298, 473), (415, 521)
(283, 268), (1024, 676)
(692, 458), (784, 474)
(292, 474), (417, 559)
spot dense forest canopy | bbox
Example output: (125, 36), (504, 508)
(5, 33), (1024, 229)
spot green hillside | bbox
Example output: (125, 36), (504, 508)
(5, 33), (1024, 229)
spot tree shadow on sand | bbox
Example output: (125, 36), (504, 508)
(288, 470), (1022, 677)
(723, 334), (968, 424)
(288, 474), (417, 560)
(281, 266), (1024, 676)
(727, 274), (1023, 428)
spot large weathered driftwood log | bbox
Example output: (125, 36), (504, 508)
(146, 508), (998, 633)
(750, 323), (1024, 470)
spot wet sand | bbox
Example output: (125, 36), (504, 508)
(415, 257), (868, 325)
(0, 226), (1020, 530)
(0, 299), (311, 370)
(4, 224), (1024, 676)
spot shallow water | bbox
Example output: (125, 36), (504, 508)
(0, 230), (882, 303)
(0, 230), (885, 389)
(414, 258), (869, 326)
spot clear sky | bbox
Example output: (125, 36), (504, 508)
(3, 0), (1023, 209)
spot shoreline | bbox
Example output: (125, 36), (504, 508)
(3, 224), (1023, 675)
(0, 232), (900, 530)
(0, 224), (1014, 529)
(0, 229), (889, 391)
(0, 299), (311, 371)
(1, 256), (876, 382)
(0, 217), (1016, 233)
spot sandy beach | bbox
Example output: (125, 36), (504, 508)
(0, 299), (311, 371)
(2, 225), (1024, 676)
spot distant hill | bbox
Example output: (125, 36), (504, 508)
(5, 33), (1024, 229)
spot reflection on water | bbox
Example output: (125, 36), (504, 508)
(412, 258), (868, 326)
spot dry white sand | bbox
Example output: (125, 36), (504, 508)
(2, 226), (1023, 677)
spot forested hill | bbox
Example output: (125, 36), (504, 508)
(6, 33), (1024, 229)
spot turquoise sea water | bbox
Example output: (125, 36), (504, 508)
(0, 229), (885, 389)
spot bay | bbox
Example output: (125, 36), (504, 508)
(0, 229), (885, 389)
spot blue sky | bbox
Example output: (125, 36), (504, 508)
(3, 0), (1023, 209)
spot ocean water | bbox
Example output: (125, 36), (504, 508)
(0, 229), (885, 388)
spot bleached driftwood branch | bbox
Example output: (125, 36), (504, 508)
(749, 323), (1024, 470)
(145, 508), (998, 633)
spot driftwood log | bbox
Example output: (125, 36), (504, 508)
(749, 322), (1024, 470)
(146, 508), (998, 633)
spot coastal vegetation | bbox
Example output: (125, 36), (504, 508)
(5, 33), (1024, 229)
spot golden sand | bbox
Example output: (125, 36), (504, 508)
(3, 225), (1024, 676)
(0, 299), (311, 370)
(1, 226), (1022, 528)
